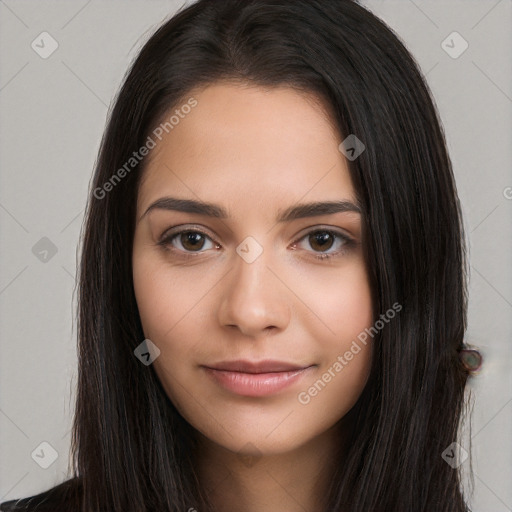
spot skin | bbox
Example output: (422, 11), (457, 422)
(132, 82), (374, 512)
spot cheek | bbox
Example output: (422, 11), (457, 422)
(132, 264), (173, 340)
(132, 251), (213, 400)
(294, 258), (374, 343)
(132, 258), (196, 411)
(291, 259), (374, 415)
(132, 249), (209, 341)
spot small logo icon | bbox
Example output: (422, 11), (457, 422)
(237, 442), (262, 467)
(441, 32), (468, 59)
(31, 441), (59, 469)
(441, 442), (468, 468)
(134, 339), (161, 366)
(339, 134), (365, 161)
(32, 237), (58, 263)
(31, 32), (59, 59)
(236, 236), (263, 264)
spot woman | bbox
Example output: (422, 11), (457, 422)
(0, 0), (479, 510)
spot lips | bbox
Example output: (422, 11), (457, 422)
(204, 359), (311, 374)
(201, 359), (315, 397)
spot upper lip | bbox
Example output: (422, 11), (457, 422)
(203, 359), (312, 374)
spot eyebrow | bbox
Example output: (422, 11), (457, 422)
(140, 196), (361, 222)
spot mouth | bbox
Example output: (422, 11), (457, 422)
(201, 359), (316, 397)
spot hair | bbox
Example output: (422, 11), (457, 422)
(0, 0), (474, 511)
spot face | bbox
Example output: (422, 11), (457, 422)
(132, 82), (374, 457)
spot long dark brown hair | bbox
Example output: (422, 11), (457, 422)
(0, 1), (474, 511)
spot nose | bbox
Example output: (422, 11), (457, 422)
(217, 247), (291, 338)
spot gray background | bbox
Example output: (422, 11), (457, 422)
(1, 0), (511, 510)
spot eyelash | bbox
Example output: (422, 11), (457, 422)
(157, 225), (355, 261)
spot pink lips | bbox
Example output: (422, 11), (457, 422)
(202, 359), (314, 397)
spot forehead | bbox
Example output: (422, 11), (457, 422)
(137, 82), (355, 215)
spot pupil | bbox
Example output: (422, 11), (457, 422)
(182, 232), (204, 251)
(310, 232), (333, 252)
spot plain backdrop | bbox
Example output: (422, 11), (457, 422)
(1, 1), (511, 510)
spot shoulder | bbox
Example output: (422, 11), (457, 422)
(0, 477), (82, 511)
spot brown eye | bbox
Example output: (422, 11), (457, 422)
(159, 228), (217, 254)
(308, 231), (335, 252)
(293, 228), (353, 260)
(180, 231), (207, 251)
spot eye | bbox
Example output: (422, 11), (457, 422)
(292, 228), (354, 260)
(158, 227), (219, 254)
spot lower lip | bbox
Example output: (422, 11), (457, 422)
(202, 366), (314, 397)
